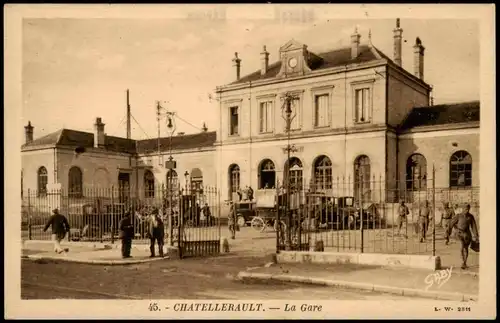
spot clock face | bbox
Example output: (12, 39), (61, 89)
(288, 57), (298, 68)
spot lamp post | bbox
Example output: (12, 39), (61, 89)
(281, 92), (298, 251)
(165, 113), (176, 247)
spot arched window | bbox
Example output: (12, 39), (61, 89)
(37, 166), (48, 196)
(258, 159), (276, 189)
(284, 157), (303, 191)
(166, 170), (178, 192)
(450, 151), (472, 188)
(313, 155), (332, 190)
(228, 164), (240, 199)
(406, 154), (427, 190)
(68, 166), (83, 198)
(190, 168), (203, 193)
(144, 170), (155, 198)
(354, 155), (371, 202)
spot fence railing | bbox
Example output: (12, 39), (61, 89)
(21, 185), (224, 245)
(273, 176), (479, 256)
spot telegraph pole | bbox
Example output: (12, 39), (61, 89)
(126, 89), (131, 139)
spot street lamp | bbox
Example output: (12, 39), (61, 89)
(281, 92), (298, 251)
(165, 113), (176, 247)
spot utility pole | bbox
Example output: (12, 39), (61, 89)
(156, 101), (162, 166)
(126, 89), (131, 139)
(281, 92), (298, 251)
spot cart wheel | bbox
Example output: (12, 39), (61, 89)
(273, 220), (286, 233)
(185, 220), (194, 228)
(236, 216), (246, 228)
(251, 217), (266, 233)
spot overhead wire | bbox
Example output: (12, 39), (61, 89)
(130, 114), (151, 139)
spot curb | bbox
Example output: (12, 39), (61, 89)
(236, 271), (478, 302)
(26, 254), (170, 265)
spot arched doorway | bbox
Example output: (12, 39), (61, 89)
(284, 157), (303, 191)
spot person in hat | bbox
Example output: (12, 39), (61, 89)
(118, 211), (134, 258)
(43, 208), (70, 254)
(397, 200), (409, 238)
(441, 202), (455, 245)
(148, 208), (165, 257)
(447, 204), (479, 269)
(418, 200), (432, 243)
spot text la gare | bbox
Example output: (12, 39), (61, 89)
(285, 304), (322, 312)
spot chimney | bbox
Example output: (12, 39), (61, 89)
(202, 122), (208, 132)
(393, 18), (403, 67)
(413, 37), (425, 80)
(93, 117), (106, 148)
(24, 121), (34, 144)
(232, 52), (241, 81)
(351, 27), (361, 59)
(260, 45), (269, 76)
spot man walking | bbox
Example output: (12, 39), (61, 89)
(118, 211), (134, 258)
(228, 201), (236, 239)
(397, 200), (409, 238)
(442, 202), (455, 245)
(419, 200), (432, 242)
(447, 204), (479, 269)
(148, 209), (165, 257)
(43, 208), (70, 254)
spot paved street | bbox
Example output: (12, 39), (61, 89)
(21, 256), (421, 300)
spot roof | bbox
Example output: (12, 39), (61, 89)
(22, 129), (216, 154)
(399, 101), (480, 130)
(136, 131), (216, 154)
(231, 45), (384, 85)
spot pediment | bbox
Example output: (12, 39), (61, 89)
(279, 39), (307, 52)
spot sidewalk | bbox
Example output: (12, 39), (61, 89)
(238, 262), (479, 301)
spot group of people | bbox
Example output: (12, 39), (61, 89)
(118, 209), (165, 258)
(396, 200), (479, 269)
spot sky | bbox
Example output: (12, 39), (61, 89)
(22, 13), (480, 140)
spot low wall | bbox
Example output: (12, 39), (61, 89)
(276, 251), (441, 270)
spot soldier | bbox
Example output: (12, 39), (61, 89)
(43, 208), (70, 254)
(447, 204), (479, 269)
(397, 200), (409, 238)
(228, 201), (236, 239)
(419, 200), (432, 242)
(148, 209), (165, 257)
(118, 211), (134, 258)
(442, 202), (455, 245)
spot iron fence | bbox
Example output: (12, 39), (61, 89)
(22, 185), (223, 257)
(274, 174), (480, 256)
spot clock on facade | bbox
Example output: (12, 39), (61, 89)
(288, 57), (298, 68)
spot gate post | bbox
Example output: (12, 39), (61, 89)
(27, 189), (32, 240)
(432, 165), (436, 256)
(111, 186), (115, 245)
(275, 180), (280, 253)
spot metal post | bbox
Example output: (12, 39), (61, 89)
(27, 189), (32, 240)
(432, 165), (436, 256)
(111, 186), (115, 245)
(360, 178), (364, 253)
(276, 179), (281, 253)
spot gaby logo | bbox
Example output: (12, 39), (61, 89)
(424, 267), (453, 291)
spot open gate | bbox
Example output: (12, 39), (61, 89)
(177, 186), (221, 258)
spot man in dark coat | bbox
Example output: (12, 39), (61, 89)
(148, 209), (165, 257)
(43, 208), (70, 253)
(447, 204), (479, 269)
(118, 211), (134, 258)
(228, 201), (236, 239)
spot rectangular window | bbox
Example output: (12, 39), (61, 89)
(289, 98), (300, 130)
(259, 101), (273, 133)
(314, 94), (329, 127)
(354, 88), (371, 123)
(229, 106), (239, 135)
